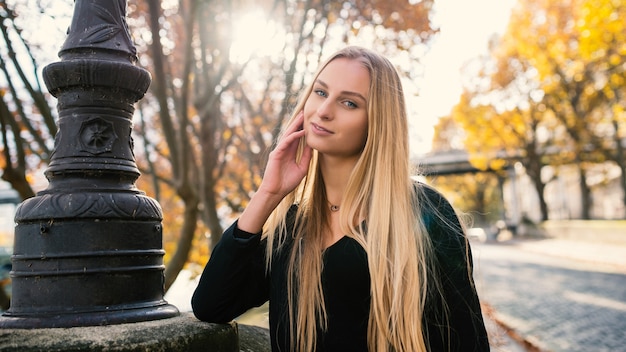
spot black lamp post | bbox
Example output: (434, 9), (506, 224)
(0, 0), (179, 328)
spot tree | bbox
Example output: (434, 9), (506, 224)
(576, 0), (626, 212)
(502, 0), (626, 218)
(0, 0), (438, 297)
(3, 0), (522, 306)
(131, 0), (438, 290)
(0, 3), (449, 322)
(450, 63), (556, 221)
(0, 0), (75, 310)
(430, 115), (504, 227)
(452, 0), (626, 220)
(0, 0), (70, 199)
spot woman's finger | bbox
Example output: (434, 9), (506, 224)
(274, 112), (305, 153)
(279, 111), (304, 141)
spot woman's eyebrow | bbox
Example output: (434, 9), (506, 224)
(315, 79), (367, 103)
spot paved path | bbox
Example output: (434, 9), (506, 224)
(472, 239), (626, 352)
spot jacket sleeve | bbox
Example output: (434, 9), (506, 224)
(191, 220), (270, 323)
(420, 185), (491, 351)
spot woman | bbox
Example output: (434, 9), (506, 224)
(192, 46), (490, 352)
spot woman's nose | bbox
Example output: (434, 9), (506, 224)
(316, 100), (334, 120)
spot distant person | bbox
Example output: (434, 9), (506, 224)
(192, 46), (490, 352)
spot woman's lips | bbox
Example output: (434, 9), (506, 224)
(311, 122), (333, 135)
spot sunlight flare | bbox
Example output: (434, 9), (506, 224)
(229, 10), (286, 64)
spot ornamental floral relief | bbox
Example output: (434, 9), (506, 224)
(79, 117), (117, 155)
(15, 193), (163, 221)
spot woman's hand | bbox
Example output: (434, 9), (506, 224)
(259, 112), (313, 198)
(237, 112), (312, 233)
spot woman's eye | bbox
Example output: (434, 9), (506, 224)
(343, 101), (357, 109)
(314, 89), (327, 98)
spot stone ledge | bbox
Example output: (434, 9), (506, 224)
(238, 324), (270, 352)
(0, 312), (238, 351)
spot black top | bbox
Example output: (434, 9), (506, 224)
(192, 185), (490, 351)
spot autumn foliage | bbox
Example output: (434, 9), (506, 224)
(439, 0), (626, 221)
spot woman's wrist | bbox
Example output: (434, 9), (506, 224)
(237, 189), (283, 234)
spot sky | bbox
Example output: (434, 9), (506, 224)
(409, 0), (517, 155)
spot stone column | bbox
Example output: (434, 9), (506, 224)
(0, 0), (178, 328)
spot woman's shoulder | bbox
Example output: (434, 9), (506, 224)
(412, 181), (455, 216)
(412, 181), (466, 243)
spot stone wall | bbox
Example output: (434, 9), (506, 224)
(0, 313), (238, 352)
(0, 312), (273, 352)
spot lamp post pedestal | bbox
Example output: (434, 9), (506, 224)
(0, 0), (178, 328)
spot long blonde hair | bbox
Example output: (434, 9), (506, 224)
(264, 46), (436, 351)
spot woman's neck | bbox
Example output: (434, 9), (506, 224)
(318, 154), (359, 206)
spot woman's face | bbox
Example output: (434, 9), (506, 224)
(303, 58), (370, 159)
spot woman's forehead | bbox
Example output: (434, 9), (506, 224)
(317, 58), (370, 98)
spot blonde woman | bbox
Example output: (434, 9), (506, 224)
(192, 46), (490, 351)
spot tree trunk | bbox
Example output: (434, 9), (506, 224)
(535, 178), (549, 221)
(0, 286), (9, 311)
(618, 162), (626, 219)
(611, 118), (626, 218)
(0, 168), (35, 200)
(523, 155), (549, 221)
(146, 0), (200, 292)
(163, 190), (199, 291)
(578, 164), (592, 219)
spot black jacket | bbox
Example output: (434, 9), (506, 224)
(192, 185), (490, 351)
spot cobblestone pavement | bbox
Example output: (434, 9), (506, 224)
(471, 239), (626, 352)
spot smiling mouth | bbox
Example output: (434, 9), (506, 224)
(312, 123), (333, 134)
